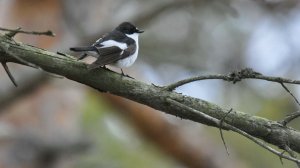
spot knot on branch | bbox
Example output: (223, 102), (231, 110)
(228, 68), (261, 84)
(42, 30), (56, 37)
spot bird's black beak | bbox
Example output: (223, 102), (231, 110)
(137, 29), (144, 33)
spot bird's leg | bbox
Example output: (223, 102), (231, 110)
(120, 69), (134, 79)
(121, 69), (125, 76)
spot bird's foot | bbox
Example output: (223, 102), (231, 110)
(120, 69), (134, 79)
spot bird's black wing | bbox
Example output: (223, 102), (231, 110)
(88, 44), (136, 70)
(88, 46), (123, 70)
(71, 30), (130, 52)
(93, 30), (128, 47)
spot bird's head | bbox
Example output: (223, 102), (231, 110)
(116, 22), (144, 35)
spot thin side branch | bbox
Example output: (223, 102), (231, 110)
(166, 98), (225, 128)
(164, 74), (229, 91)
(219, 109), (232, 155)
(278, 83), (300, 125)
(280, 111), (300, 126)
(0, 27), (55, 37)
(165, 68), (300, 91)
(280, 82), (300, 106)
(0, 44), (39, 69)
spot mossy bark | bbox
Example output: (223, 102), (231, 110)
(0, 34), (299, 153)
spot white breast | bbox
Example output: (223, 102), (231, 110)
(114, 33), (140, 68)
(114, 51), (138, 67)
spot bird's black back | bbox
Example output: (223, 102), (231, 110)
(93, 30), (135, 47)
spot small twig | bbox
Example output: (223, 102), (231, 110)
(280, 82), (300, 106)
(0, 27), (55, 38)
(1, 62), (17, 87)
(279, 151), (285, 166)
(166, 98), (225, 127)
(0, 43), (40, 87)
(164, 68), (300, 91)
(219, 108), (232, 156)
(167, 98), (300, 165)
(278, 83), (300, 125)
(284, 146), (300, 168)
(280, 112), (300, 126)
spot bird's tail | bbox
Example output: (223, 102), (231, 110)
(69, 46), (96, 52)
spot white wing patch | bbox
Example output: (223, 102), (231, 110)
(100, 40), (127, 50)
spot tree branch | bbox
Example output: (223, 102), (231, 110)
(0, 34), (300, 163)
(165, 68), (300, 91)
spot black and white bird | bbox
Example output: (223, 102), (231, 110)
(70, 22), (144, 72)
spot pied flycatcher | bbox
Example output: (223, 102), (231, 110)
(70, 22), (144, 71)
